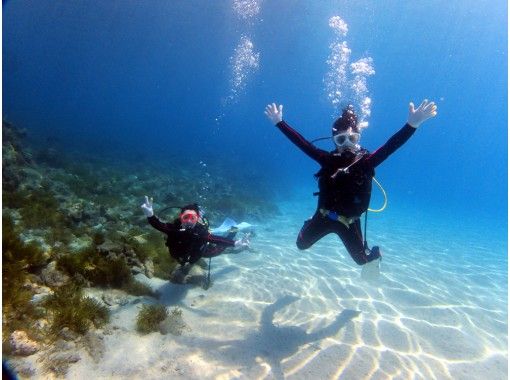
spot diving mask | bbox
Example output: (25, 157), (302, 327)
(333, 132), (360, 148)
(180, 210), (199, 229)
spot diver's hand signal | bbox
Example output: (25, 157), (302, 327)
(141, 196), (154, 217)
(407, 99), (438, 128)
(264, 103), (283, 124)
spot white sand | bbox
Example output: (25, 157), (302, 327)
(22, 201), (508, 379)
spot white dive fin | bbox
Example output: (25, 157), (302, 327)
(210, 218), (256, 235)
(360, 258), (381, 282)
(233, 222), (255, 232)
(210, 218), (238, 234)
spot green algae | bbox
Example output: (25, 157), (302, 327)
(57, 245), (154, 297)
(57, 246), (131, 288)
(122, 280), (154, 297)
(43, 283), (109, 335)
(136, 304), (169, 334)
(18, 187), (66, 229)
(2, 120), (277, 338)
(2, 215), (47, 349)
(124, 228), (178, 278)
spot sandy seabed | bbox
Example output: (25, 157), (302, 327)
(59, 201), (508, 380)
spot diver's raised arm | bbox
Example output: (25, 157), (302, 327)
(264, 103), (327, 163)
(407, 99), (437, 128)
(264, 103), (283, 124)
(367, 99), (438, 168)
(141, 196), (154, 217)
(141, 196), (175, 233)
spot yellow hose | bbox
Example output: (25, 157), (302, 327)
(367, 177), (387, 212)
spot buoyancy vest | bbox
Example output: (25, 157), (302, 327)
(314, 149), (374, 218)
(165, 217), (210, 264)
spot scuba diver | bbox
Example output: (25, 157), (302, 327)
(141, 197), (250, 283)
(264, 99), (437, 268)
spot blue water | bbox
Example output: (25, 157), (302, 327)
(3, 1), (507, 232)
(3, 1), (508, 377)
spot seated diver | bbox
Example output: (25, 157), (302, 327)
(264, 99), (437, 269)
(141, 196), (250, 284)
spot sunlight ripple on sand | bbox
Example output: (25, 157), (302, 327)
(66, 202), (506, 380)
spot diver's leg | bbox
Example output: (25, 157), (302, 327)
(333, 220), (377, 265)
(296, 212), (332, 250)
(201, 244), (227, 258)
(352, 218), (382, 262)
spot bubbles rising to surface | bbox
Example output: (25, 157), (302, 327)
(350, 57), (375, 77)
(232, 0), (261, 19)
(218, 1), (262, 113)
(350, 58), (375, 124)
(227, 35), (260, 104)
(324, 16), (375, 129)
(325, 40), (351, 107)
(328, 15), (348, 36)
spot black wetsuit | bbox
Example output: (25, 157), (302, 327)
(147, 215), (236, 265)
(276, 120), (416, 265)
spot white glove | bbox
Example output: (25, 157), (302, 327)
(234, 233), (251, 250)
(264, 103), (283, 124)
(407, 99), (438, 128)
(141, 196), (154, 217)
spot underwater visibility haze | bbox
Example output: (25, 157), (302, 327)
(2, 1), (507, 379)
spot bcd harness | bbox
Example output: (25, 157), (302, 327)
(159, 204), (215, 289)
(314, 152), (388, 249)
